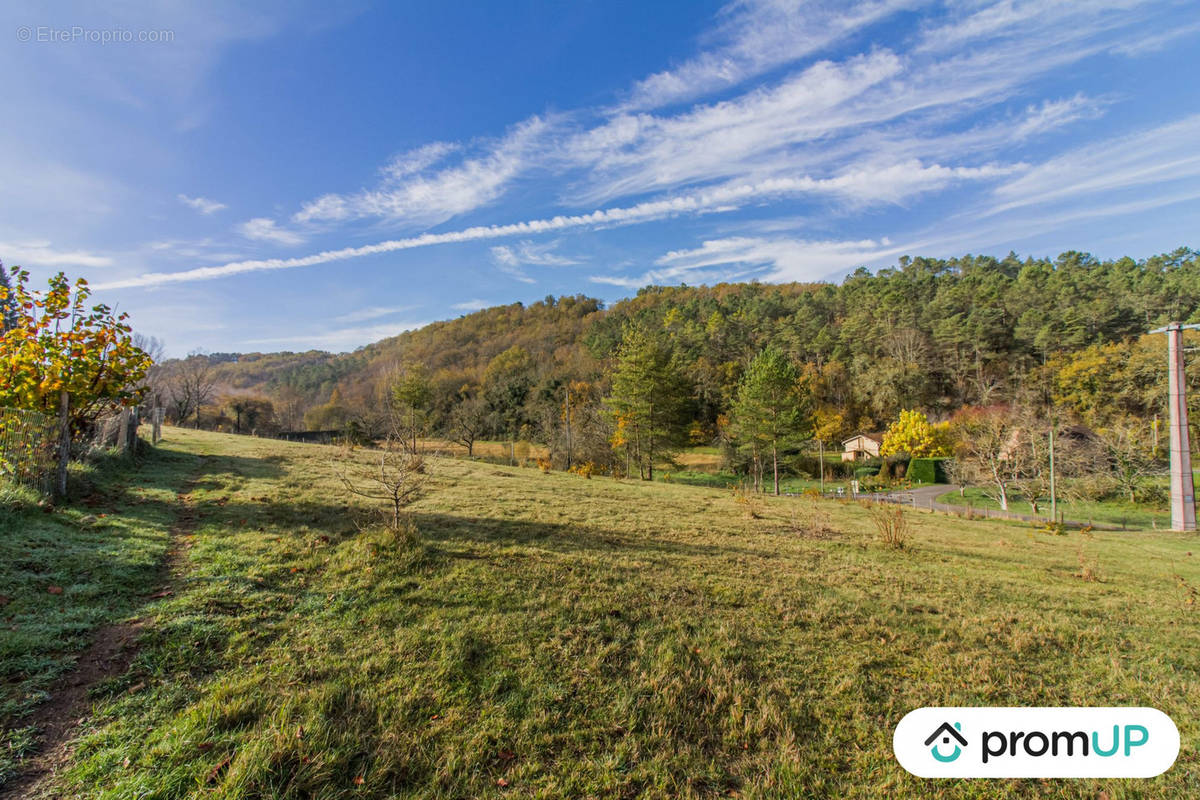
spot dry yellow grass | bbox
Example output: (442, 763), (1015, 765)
(6, 427), (1196, 799)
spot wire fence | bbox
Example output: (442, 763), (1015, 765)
(83, 406), (142, 454)
(859, 490), (1124, 531)
(0, 404), (165, 496)
(0, 407), (59, 494)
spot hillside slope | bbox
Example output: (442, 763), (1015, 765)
(168, 248), (1200, 438)
(21, 428), (1199, 798)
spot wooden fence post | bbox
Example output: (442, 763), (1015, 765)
(118, 407), (130, 454)
(55, 390), (69, 499)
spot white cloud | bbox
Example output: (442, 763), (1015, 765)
(990, 114), (1200, 215)
(247, 0), (1178, 257)
(332, 305), (415, 324)
(560, 3), (1178, 208)
(0, 239), (113, 268)
(566, 51), (907, 204)
(177, 194), (227, 214)
(621, 0), (918, 110)
(490, 240), (580, 267)
(591, 235), (906, 288)
(1011, 94), (1103, 140)
(452, 299), (491, 311)
(1110, 20), (1200, 57)
(245, 319), (432, 352)
(238, 217), (306, 246)
(914, 0), (1157, 54)
(58, 0), (1200, 306)
(381, 141), (460, 180)
(97, 165), (1009, 290)
(292, 117), (553, 227)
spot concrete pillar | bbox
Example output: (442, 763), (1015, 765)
(1167, 324), (1197, 531)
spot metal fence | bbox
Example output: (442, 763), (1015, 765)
(0, 404), (163, 496)
(860, 490), (1123, 531)
(0, 407), (59, 494)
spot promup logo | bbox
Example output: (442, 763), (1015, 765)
(924, 722), (967, 762)
(894, 708), (1179, 778)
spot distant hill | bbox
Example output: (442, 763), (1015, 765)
(160, 248), (1200, 437)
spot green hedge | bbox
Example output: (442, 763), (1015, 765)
(854, 466), (877, 481)
(906, 457), (950, 484)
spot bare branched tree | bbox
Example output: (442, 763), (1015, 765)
(448, 391), (487, 457)
(167, 352), (218, 428)
(949, 406), (1021, 511)
(132, 333), (166, 364)
(334, 434), (428, 530)
(1097, 419), (1164, 502)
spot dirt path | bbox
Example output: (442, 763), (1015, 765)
(0, 484), (197, 800)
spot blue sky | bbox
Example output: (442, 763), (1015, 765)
(3, 0), (1199, 355)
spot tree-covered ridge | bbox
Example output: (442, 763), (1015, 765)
(160, 248), (1200, 442)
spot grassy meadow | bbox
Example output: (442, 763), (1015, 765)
(0, 451), (188, 786)
(3, 427), (1199, 798)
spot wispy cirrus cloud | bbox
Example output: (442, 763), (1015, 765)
(1011, 94), (1106, 140)
(451, 299), (491, 312)
(292, 117), (554, 228)
(592, 235), (907, 288)
(380, 141), (461, 180)
(245, 319), (432, 352)
(97, 164), (1012, 291)
(621, 0), (917, 111)
(88, 0), (1200, 304)
(914, 0), (1159, 54)
(332, 305), (416, 324)
(238, 217), (306, 246)
(177, 194), (227, 214)
(491, 240), (581, 282)
(989, 114), (1200, 216)
(0, 239), (113, 268)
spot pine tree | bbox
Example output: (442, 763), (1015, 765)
(605, 326), (691, 480)
(730, 347), (811, 495)
(392, 364), (432, 453)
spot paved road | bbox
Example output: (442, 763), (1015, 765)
(858, 484), (1123, 530)
(860, 484), (956, 507)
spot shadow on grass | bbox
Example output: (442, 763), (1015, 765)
(411, 510), (786, 564)
(0, 445), (288, 731)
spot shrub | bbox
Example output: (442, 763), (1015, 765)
(1135, 483), (1168, 506)
(790, 455), (858, 480)
(854, 466), (877, 481)
(865, 503), (908, 548)
(880, 455), (910, 480)
(858, 475), (886, 493)
(568, 462), (595, 479)
(906, 458), (949, 484)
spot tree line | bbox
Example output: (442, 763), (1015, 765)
(144, 248), (1200, 490)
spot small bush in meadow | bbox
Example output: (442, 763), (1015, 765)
(865, 502), (908, 548)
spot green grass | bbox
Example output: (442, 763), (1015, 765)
(655, 469), (847, 494)
(6, 428), (1200, 798)
(936, 487), (1172, 530)
(0, 447), (197, 784)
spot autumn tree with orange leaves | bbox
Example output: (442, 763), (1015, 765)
(0, 266), (153, 427)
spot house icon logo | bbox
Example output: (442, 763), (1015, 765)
(924, 722), (967, 762)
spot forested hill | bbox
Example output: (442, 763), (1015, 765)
(171, 248), (1200, 437)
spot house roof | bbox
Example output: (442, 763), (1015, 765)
(841, 432), (884, 446)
